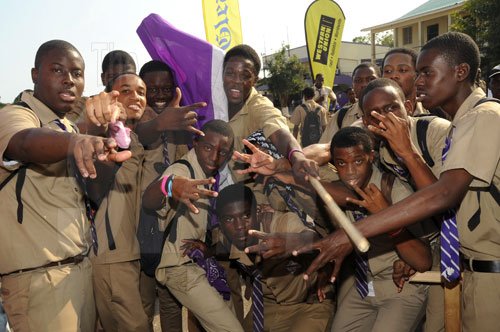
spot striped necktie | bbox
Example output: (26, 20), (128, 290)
(160, 132), (170, 167)
(236, 261), (264, 332)
(440, 128), (461, 282)
(352, 210), (369, 298)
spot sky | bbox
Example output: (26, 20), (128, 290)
(0, 0), (427, 102)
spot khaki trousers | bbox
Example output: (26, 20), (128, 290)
(1, 258), (95, 332)
(156, 263), (243, 332)
(92, 260), (149, 332)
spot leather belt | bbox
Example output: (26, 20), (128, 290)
(2, 254), (86, 276)
(462, 257), (500, 273)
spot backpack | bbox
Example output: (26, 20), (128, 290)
(336, 105), (350, 129)
(138, 159), (194, 277)
(301, 103), (322, 147)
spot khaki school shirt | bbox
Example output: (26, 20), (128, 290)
(156, 149), (211, 268)
(412, 101), (429, 116)
(441, 88), (500, 260)
(228, 87), (289, 182)
(290, 100), (328, 134)
(230, 211), (319, 304)
(319, 102), (362, 144)
(314, 85), (336, 110)
(90, 134), (144, 264)
(0, 92), (90, 274)
(380, 115), (450, 181)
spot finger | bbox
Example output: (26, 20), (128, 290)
(108, 91), (121, 123)
(244, 244), (261, 254)
(80, 142), (97, 179)
(350, 184), (370, 201)
(242, 139), (261, 154)
(183, 200), (199, 214)
(252, 158), (273, 169)
(196, 188), (218, 198)
(85, 97), (101, 127)
(169, 87), (182, 107)
(248, 229), (269, 240)
(186, 126), (205, 137)
(303, 250), (328, 280)
(73, 141), (89, 178)
(292, 242), (317, 256)
(106, 150), (132, 163)
(367, 124), (388, 138)
(232, 151), (251, 163)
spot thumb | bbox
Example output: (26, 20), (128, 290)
(330, 258), (344, 283)
(169, 87), (182, 107)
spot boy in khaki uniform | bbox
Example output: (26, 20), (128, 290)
(0, 40), (130, 332)
(142, 120), (243, 332)
(291, 86), (328, 145)
(298, 32), (500, 332)
(217, 184), (334, 332)
(84, 73), (150, 331)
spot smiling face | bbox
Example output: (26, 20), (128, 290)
(193, 129), (233, 177)
(415, 49), (459, 113)
(112, 74), (147, 121)
(142, 70), (175, 113)
(219, 200), (258, 251)
(223, 56), (257, 108)
(333, 144), (374, 190)
(32, 48), (85, 116)
(383, 53), (416, 99)
(361, 85), (409, 131)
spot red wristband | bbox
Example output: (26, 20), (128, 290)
(388, 228), (405, 238)
(161, 175), (169, 197)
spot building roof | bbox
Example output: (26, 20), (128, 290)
(362, 0), (465, 32)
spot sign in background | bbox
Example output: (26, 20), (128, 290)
(304, 0), (345, 89)
(202, 0), (243, 51)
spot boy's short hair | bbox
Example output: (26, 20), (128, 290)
(34, 40), (83, 69)
(352, 62), (381, 78)
(198, 119), (235, 147)
(421, 32), (480, 84)
(330, 127), (374, 157)
(101, 50), (136, 73)
(382, 47), (418, 68)
(216, 184), (256, 218)
(104, 72), (142, 93)
(358, 78), (406, 112)
(139, 60), (173, 79)
(303, 86), (315, 99)
(223, 44), (261, 76)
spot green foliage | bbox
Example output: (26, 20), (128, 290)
(451, 0), (500, 77)
(265, 44), (307, 106)
(352, 31), (394, 47)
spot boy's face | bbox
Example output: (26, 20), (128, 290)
(193, 129), (233, 177)
(219, 200), (258, 251)
(101, 64), (135, 86)
(142, 70), (175, 113)
(383, 53), (416, 99)
(353, 67), (378, 98)
(32, 48), (85, 116)
(315, 74), (324, 88)
(112, 74), (147, 121)
(362, 86), (409, 131)
(333, 144), (374, 190)
(223, 56), (257, 107)
(415, 49), (458, 112)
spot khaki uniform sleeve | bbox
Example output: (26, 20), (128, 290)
(290, 105), (303, 126)
(426, 117), (450, 177)
(0, 105), (41, 164)
(271, 211), (311, 234)
(320, 107), (328, 127)
(442, 108), (500, 187)
(248, 97), (289, 138)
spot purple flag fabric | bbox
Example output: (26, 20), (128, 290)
(137, 13), (228, 129)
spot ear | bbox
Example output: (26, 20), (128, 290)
(31, 67), (38, 84)
(403, 99), (414, 116)
(455, 63), (470, 83)
(100, 72), (106, 86)
(368, 150), (376, 163)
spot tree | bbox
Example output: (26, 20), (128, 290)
(265, 44), (307, 108)
(352, 31), (394, 47)
(451, 0), (500, 78)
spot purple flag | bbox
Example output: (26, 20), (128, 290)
(137, 13), (228, 128)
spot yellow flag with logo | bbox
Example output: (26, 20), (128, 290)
(304, 0), (345, 88)
(202, 0), (243, 51)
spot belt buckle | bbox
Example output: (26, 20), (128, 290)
(465, 257), (475, 272)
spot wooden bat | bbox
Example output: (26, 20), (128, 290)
(308, 177), (370, 253)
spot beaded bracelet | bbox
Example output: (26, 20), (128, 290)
(161, 175), (170, 197)
(287, 148), (305, 162)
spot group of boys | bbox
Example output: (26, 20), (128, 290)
(0, 30), (498, 332)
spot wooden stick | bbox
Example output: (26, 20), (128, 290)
(308, 177), (370, 253)
(409, 271), (442, 283)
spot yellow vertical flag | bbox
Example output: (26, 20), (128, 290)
(304, 0), (345, 89)
(202, 0), (243, 51)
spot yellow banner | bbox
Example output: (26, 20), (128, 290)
(304, 0), (345, 88)
(202, 0), (243, 51)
